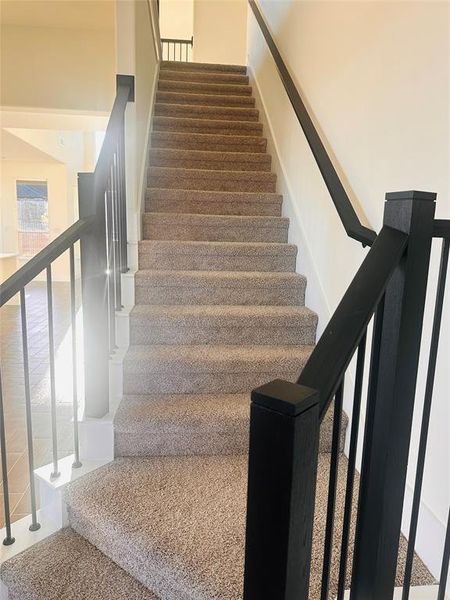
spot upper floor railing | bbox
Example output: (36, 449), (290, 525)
(0, 74), (134, 546)
(244, 191), (450, 599)
(161, 36), (193, 62)
(248, 0), (376, 248)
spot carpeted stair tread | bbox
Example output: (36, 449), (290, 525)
(122, 344), (313, 395)
(148, 147), (271, 172)
(151, 130), (267, 153)
(134, 269), (307, 306)
(138, 239), (297, 272)
(121, 343), (313, 395)
(155, 102), (259, 122)
(159, 69), (249, 85)
(142, 213), (287, 242)
(148, 165), (276, 192)
(114, 393), (341, 457)
(129, 304), (317, 345)
(0, 528), (160, 600)
(153, 116), (263, 136)
(161, 60), (247, 74)
(114, 393), (250, 457)
(64, 455), (434, 600)
(145, 188), (282, 216)
(158, 78), (253, 96)
(156, 90), (256, 107)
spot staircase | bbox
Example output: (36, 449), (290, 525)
(1, 62), (434, 599)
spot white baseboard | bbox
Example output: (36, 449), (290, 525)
(127, 240), (139, 272)
(121, 270), (136, 309)
(116, 307), (131, 350)
(247, 65), (332, 336)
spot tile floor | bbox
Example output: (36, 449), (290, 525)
(0, 282), (82, 528)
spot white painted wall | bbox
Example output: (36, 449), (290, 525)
(193, 0), (248, 65)
(159, 0), (194, 40)
(247, 0), (450, 580)
(0, 24), (116, 112)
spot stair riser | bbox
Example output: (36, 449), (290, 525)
(138, 252), (296, 272)
(135, 280), (306, 306)
(115, 428), (249, 458)
(161, 61), (247, 74)
(147, 173), (276, 193)
(145, 189), (282, 216)
(68, 510), (193, 600)
(156, 91), (255, 107)
(130, 320), (316, 346)
(153, 117), (263, 137)
(159, 70), (249, 85)
(151, 132), (266, 153)
(149, 156), (271, 172)
(158, 79), (252, 96)
(146, 197), (282, 216)
(143, 221), (288, 242)
(115, 407), (342, 457)
(155, 103), (259, 122)
(123, 367), (305, 395)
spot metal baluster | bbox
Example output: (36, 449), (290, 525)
(109, 164), (119, 340)
(321, 380), (344, 600)
(69, 246), (82, 469)
(0, 365), (15, 545)
(20, 288), (41, 531)
(109, 165), (117, 314)
(402, 237), (449, 599)
(46, 265), (60, 479)
(110, 162), (117, 311)
(112, 152), (121, 311)
(116, 141), (123, 277)
(104, 186), (116, 353)
(337, 333), (367, 598)
(438, 508), (450, 600)
(118, 123), (128, 274)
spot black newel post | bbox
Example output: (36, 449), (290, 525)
(243, 379), (320, 600)
(78, 172), (110, 418)
(351, 190), (436, 598)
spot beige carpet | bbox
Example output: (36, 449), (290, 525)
(0, 59), (434, 599)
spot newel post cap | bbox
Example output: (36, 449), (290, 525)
(385, 190), (437, 202)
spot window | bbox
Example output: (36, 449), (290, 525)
(16, 181), (49, 257)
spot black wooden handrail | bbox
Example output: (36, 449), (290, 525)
(94, 76), (134, 193)
(433, 219), (450, 238)
(248, 0), (376, 247)
(0, 218), (91, 306)
(297, 224), (408, 419)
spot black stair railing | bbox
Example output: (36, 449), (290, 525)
(78, 74), (134, 418)
(244, 191), (450, 599)
(0, 74), (134, 545)
(248, 0), (376, 248)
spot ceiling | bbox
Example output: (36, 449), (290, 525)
(0, 0), (115, 31)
